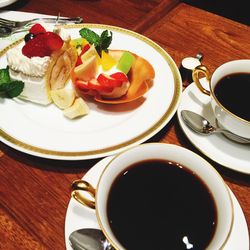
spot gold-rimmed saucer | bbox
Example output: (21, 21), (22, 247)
(64, 156), (249, 250)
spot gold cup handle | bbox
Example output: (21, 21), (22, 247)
(192, 65), (211, 96)
(71, 180), (96, 209)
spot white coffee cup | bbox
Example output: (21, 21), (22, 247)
(192, 59), (250, 140)
(71, 143), (233, 250)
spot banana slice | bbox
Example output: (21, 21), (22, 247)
(51, 88), (76, 109)
(48, 43), (77, 90)
(63, 97), (89, 119)
(81, 44), (100, 64)
(74, 55), (98, 81)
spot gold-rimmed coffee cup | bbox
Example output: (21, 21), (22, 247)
(71, 143), (233, 250)
(192, 59), (250, 140)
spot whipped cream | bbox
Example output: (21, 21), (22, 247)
(9, 69), (51, 105)
(6, 48), (50, 77)
(97, 65), (122, 76)
(7, 47), (51, 105)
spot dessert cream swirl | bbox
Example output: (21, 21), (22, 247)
(6, 48), (50, 77)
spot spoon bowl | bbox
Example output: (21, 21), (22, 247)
(181, 110), (250, 144)
(69, 228), (114, 250)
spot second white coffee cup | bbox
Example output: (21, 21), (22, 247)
(72, 143), (233, 250)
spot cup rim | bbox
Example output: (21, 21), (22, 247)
(94, 143), (234, 250)
(209, 59), (250, 125)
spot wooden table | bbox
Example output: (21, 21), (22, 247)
(0, 1), (249, 249)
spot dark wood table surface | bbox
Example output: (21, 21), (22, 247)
(0, 1), (249, 249)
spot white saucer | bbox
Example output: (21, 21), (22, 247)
(0, 0), (17, 8)
(177, 82), (250, 174)
(64, 156), (249, 250)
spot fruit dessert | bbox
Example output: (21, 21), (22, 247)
(6, 23), (77, 105)
(71, 28), (155, 104)
(2, 26), (155, 119)
(5, 23), (90, 119)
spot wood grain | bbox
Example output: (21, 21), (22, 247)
(144, 3), (250, 71)
(0, 1), (249, 249)
(4, 0), (173, 30)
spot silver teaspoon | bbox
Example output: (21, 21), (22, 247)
(69, 228), (115, 250)
(181, 110), (250, 144)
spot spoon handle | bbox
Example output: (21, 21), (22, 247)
(215, 128), (250, 144)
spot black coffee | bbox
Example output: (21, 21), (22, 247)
(107, 160), (217, 250)
(214, 73), (250, 121)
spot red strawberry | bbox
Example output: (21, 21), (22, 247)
(75, 57), (82, 67)
(88, 78), (114, 92)
(110, 72), (128, 82)
(81, 44), (91, 55)
(29, 23), (46, 35)
(44, 32), (63, 51)
(97, 72), (128, 89)
(75, 79), (89, 90)
(75, 79), (113, 93)
(97, 73), (122, 88)
(22, 32), (63, 58)
(74, 79), (97, 96)
(22, 35), (51, 58)
(75, 44), (91, 66)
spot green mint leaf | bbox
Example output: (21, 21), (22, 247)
(100, 30), (113, 52)
(79, 28), (113, 56)
(100, 30), (109, 41)
(0, 67), (24, 98)
(79, 28), (101, 47)
(0, 82), (9, 92)
(95, 45), (102, 56)
(0, 67), (11, 84)
(0, 81), (24, 98)
(6, 81), (24, 98)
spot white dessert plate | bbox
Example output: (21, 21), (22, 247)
(177, 82), (250, 174)
(64, 156), (249, 250)
(0, 0), (17, 8)
(0, 24), (182, 160)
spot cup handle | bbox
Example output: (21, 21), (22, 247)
(192, 65), (211, 95)
(71, 180), (96, 209)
